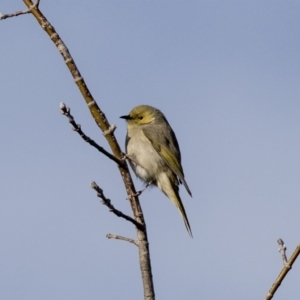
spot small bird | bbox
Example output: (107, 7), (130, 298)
(120, 105), (192, 237)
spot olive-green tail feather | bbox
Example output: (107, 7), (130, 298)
(172, 188), (193, 237)
(177, 199), (193, 238)
(158, 173), (193, 237)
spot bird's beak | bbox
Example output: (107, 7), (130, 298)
(120, 115), (131, 120)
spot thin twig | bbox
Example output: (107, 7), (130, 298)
(91, 181), (144, 230)
(264, 241), (300, 300)
(60, 103), (123, 166)
(0, 0), (39, 20)
(277, 239), (288, 265)
(106, 233), (138, 246)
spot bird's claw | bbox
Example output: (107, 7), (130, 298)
(126, 181), (153, 199)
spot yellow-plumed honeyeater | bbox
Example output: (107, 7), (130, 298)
(121, 105), (192, 237)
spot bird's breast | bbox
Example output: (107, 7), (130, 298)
(126, 131), (166, 183)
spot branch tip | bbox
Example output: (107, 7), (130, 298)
(106, 234), (138, 246)
(277, 238), (288, 264)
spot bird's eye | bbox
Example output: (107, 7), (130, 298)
(138, 116), (144, 120)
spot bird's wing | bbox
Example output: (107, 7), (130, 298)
(142, 128), (192, 197)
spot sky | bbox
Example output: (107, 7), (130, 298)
(1, 1), (300, 299)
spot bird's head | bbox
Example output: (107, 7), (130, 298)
(120, 105), (163, 129)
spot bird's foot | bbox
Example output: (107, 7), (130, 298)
(127, 181), (153, 199)
(121, 153), (128, 161)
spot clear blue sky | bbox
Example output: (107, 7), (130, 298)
(1, 1), (300, 299)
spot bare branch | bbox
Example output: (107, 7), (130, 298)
(264, 241), (300, 300)
(0, 0), (39, 20)
(106, 233), (138, 246)
(21, 2), (155, 298)
(91, 181), (144, 230)
(60, 103), (123, 166)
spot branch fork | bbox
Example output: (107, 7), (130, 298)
(60, 102), (123, 166)
(0, 0), (39, 20)
(91, 181), (144, 231)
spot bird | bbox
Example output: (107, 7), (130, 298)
(120, 105), (192, 237)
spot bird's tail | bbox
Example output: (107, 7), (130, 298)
(173, 190), (193, 238)
(158, 173), (193, 237)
